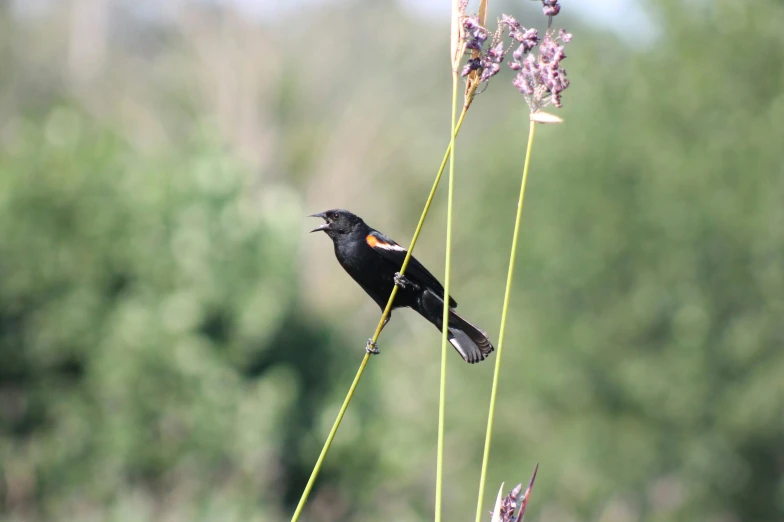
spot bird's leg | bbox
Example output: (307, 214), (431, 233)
(394, 272), (413, 289)
(365, 314), (390, 355)
(365, 338), (380, 355)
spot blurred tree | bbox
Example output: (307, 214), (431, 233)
(0, 109), (367, 520)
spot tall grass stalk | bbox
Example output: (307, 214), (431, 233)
(474, 119), (537, 522)
(435, 67), (461, 522)
(290, 101), (474, 522)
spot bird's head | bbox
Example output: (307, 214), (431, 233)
(309, 209), (364, 239)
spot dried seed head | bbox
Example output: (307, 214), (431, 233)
(542, 0), (561, 17)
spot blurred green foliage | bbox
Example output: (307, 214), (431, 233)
(0, 1), (783, 521)
(0, 109), (366, 520)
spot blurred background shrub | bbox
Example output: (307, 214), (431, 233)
(0, 1), (782, 521)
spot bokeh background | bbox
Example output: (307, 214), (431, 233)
(1, 0), (783, 521)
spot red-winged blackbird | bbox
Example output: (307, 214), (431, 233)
(310, 209), (494, 363)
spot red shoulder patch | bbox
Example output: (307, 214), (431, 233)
(367, 232), (405, 251)
(366, 234), (381, 248)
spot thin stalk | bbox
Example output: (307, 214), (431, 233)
(290, 102), (472, 522)
(474, 120), (537, 522)
(435, 70), (460, 522)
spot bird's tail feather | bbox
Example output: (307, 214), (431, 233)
(447, 309), (495, 364)
(418, 289), (494, 364)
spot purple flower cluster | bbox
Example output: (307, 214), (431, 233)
(510, 27), (572, 109)
(460, 17), (505, 83)
(542, 0), (561, 18)
(457, 1), (573, 110)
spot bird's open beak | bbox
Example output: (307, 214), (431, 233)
(309, 212), (330, 233)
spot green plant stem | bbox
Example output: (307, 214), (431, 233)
(290, 102), (472, 522)
(474, 120), (537, 522)
(435, 70), (460, 522)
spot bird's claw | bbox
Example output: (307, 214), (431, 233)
(393, 272), (410, 289)
(365, 338), (380, 355)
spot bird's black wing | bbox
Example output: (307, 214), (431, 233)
(365, 230), (458, 308)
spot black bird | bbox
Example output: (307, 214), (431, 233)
(310, 209), (494, 363)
